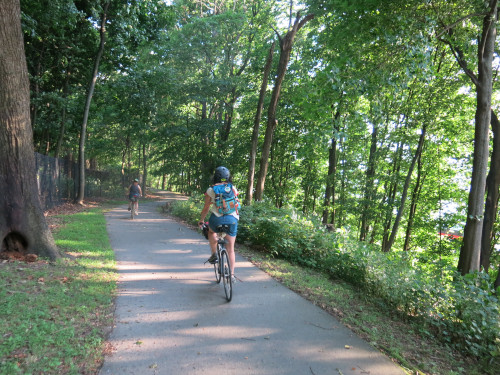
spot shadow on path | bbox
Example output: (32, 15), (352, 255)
(99, 191), (405, 375)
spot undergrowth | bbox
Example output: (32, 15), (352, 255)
(168, 197), (500, 374)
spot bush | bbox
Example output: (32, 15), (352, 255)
(168, 198), (500, 363)
(167, 195), (204, 224)
(238, 202), (336, 268)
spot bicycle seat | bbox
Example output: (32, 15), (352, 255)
(215, 224), (230, 234)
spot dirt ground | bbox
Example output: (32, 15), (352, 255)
(1, 192), (170, 263)
(1, 198), (107, 263)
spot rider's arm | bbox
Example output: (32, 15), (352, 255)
(138, 185), (143, 195)
(199, 194), (212, 226)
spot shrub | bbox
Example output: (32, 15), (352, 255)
(168, 197), (500, 363)
(168, 195), (204, 224)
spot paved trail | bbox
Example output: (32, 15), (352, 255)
(99, 192), (405, 375)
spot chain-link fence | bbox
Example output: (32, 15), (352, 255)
(35, 153), (124, 210)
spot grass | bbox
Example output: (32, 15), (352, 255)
(0, 197), (490, 375)
(235, 244), (486, 375)
(0, 207), (117, 375)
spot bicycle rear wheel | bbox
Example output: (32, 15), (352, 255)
(220, 249), (232, 302)
(214, 247), (221, 284)
(131, 200), (138, 219)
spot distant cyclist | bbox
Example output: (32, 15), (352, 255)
(199, 166), (240, 281)
(127, 178), (142, 214)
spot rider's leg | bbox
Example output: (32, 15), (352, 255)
(225, 235), (236, 276)
(208, 228), (217, 256)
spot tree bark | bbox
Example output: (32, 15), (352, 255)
(254, 12), (314, 201)
(457, 1), (497, 274)
(403, 153), (425, 251)
(246, 41), (275, 205)
(495, 262), (500, 290)
(0, 0), (59, 260)
(142, 143), (149, 198)
(322, 108), (341, 224)
(382, 142), (402, 252)
(76, 1), (110, 205)
(480, 110), (500, 270)
(359, 123), (378, 238)
(55, 71), (70, 159)
(384, 123), (427, 252)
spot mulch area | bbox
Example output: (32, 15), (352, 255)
(1, 199), (104, 263)
(2, 193), (172, 263)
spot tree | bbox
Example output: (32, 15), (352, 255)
(384, 121), (427, 252)
(481, 110), (500, 271)
(438, 0), (499, 274)
(254, 12), (314, 201)
(76, 1), (110, 205)
(246, 41), (275, 205)
(0, 0), (59, 260)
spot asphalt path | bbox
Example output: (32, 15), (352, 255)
(99, 192), (406, 375)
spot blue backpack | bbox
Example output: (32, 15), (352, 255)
(212, 183), (240, 215)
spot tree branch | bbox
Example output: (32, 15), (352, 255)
(271, 26), (282, 44)
(435, 12), (486, 39)
(297, 13), (315, 31)
(478, 0), (498, 62)
(438, 37), (480, 87)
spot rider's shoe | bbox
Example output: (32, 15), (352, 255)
(127, 207), (131, 211)
(206, 253), (217, 264)
(231, 275), (237, 284)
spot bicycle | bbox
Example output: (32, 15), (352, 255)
(129, 195), (139, 220)
(202, 223), (232, 302)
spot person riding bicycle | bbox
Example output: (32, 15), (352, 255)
(127, 178), (142, 214)
(199, 166), (240, 281)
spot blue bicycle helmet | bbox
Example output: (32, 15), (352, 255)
(213, 166), (230, 183)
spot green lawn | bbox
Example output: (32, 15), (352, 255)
(0, 208), (117, 375)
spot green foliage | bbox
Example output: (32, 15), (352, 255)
(19, 0), (500, 367)
(168, 194), (205, 224)
(239, 202), (335, 268)
(169, 198), (500, 366)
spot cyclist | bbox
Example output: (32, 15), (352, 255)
(198, 166), (240, 281)
(127, 178), (142, 214)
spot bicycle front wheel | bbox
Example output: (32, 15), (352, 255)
(220, 249), (232, 302)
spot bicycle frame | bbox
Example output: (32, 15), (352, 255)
(130, 196), (138, 219)
(213, 227), (232, 302)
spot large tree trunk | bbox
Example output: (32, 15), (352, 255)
(221, 90), (237, 143)
(254, 13), (314, 201)
(457, 1), (497, 274)
(142, 144), (149, 198)
(480, 110), (500, 271)
(246, 41), (275, 205)
(322, 108), (341, 224)
(76, 1), (110, 205)
(382, 143), (402, 251)
(359, 123), (378, 238)
(403, 153), (425, 251)
(55, 71), (70, 159)
(384, 123), (427, 252)
(0, 0), (59, 260)
(495, 263), (500, 290)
